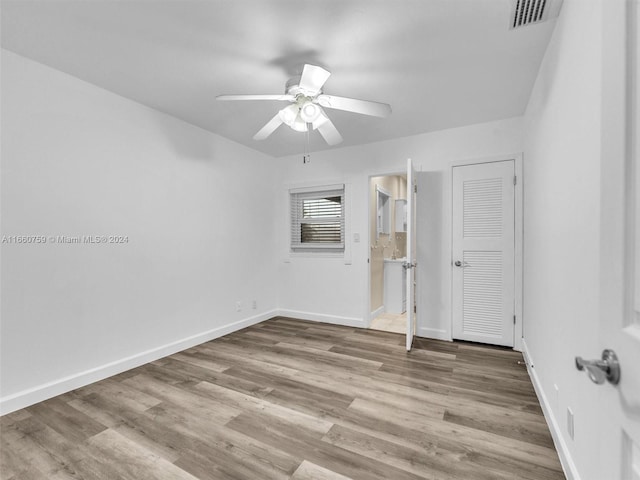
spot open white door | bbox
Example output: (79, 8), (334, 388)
(406, 158), (417, 351)
(593, 1), (640, 477)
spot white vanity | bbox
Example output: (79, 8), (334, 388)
(383, 258), (407, 314)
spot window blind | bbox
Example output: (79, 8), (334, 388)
(290, 185), (345, 251)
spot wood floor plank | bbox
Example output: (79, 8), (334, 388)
(275, 318), (357, 335)
(194, 380), (334, 435)
(262, 387), (443, 453)
(344, 330), (406, 347)
(0, 317), (565, 479)
(141, 397), (301, 479)
(71, 384), (300, 479)
(225, 411), (427, 480)
(86, 429), (200, 480)
(245, 329), (336, 351)
(412, 336), (461, 354)
(5, 465), (51, 480)
(26, 397), (108, 444)
(322, 424), (442, 479)
(443, 408), (556, 449)
(441, 381), (544, 415)
(321, 423), (525, 480)
(67, 390), (217, 462)
(352, 396), (560, 467)
(195, 344), (303, 380)
(3, 415), (94, 478)
(166, 414), (301, 480)
(328, 344), (456, 369)
(66, 396), (124, 429)
(0, 408), (31, 427)
(121, 373), (241, 425)
(77, 377), (162, 412)
(169, 350), (233, 373)
(211, 339), (385, 382)
(142, 358), (274, 398)
(173, 447), (292, 480)
(222, 363), (355, 409)
(434, 438), (565, 480)
(290, 460), (354, 480)
(263, 385), (562, 475)
(66, 393), (183, 470)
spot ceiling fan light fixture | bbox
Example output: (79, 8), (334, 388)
(300, 101), (321, 123)
(217, 63), (391, 145)
(278, 104), (299, 126)
(291, 114), (308, 132)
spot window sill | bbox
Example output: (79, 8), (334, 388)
(287, 251), (345, 259)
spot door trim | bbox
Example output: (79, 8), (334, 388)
(449, 154), (523, 351)
(365, 169), (406, 328)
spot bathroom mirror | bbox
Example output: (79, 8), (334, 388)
(376, 185), (391, 238)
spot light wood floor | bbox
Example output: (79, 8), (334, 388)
(1, 317), (565, 480)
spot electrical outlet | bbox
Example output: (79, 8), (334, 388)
(236, 301), (241, 312)
(567, 407), (574, 440)
(252, 300), (257, 310)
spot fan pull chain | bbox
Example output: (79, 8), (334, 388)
(303, 124), (311, 164)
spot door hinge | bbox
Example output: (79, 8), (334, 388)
(414, 305), (417, 313)
(414, 184), (417, 194)
(513, 314), (516, 324)
(513, 175), (517, 186)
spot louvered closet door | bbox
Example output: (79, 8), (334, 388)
(452, 161), (515, 347)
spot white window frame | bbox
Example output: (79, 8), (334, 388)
(290, 184), (345, 253)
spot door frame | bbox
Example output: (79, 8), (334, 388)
(365, 169), (407, 328)
(449, 154), (524, 351)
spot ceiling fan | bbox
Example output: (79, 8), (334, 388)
(216, 64), (392, 146)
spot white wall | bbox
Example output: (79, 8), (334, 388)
(0, 50), (279, 414)
(0, 50), (524, 414)
(522, 1), (607, 478)
(275, 117), (523, 337)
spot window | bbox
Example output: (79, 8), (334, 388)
(290, 184), (345, 252)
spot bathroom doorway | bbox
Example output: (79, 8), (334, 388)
(368, 174), (408, 334)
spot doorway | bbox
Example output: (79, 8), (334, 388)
(368, 174), (408, 334)
(451, 159), (521, 348)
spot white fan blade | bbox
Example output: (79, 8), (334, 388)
(316, 94), (391, 118)
(217, 94), (294, 101)
(253, 114), (284, 140)
(314, 114), (343, 145)
(299, 64), (331, 95)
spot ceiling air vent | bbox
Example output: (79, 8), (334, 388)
(510, 0), (563, 29)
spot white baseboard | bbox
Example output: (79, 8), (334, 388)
(417, 326), (451, 341)
(276, 309), (365, 328)
(370, 306), (385, 321)
(521, 339), (580, 480)
(0, 309), (277, 416)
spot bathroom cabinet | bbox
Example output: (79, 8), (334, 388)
(383, 258), (406, 314)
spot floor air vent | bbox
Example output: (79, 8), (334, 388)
(510, 0), (563, 29)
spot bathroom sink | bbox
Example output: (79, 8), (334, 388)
(383, 257), (406, 263)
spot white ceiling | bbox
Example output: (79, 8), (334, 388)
(1, 0), (557, 157)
